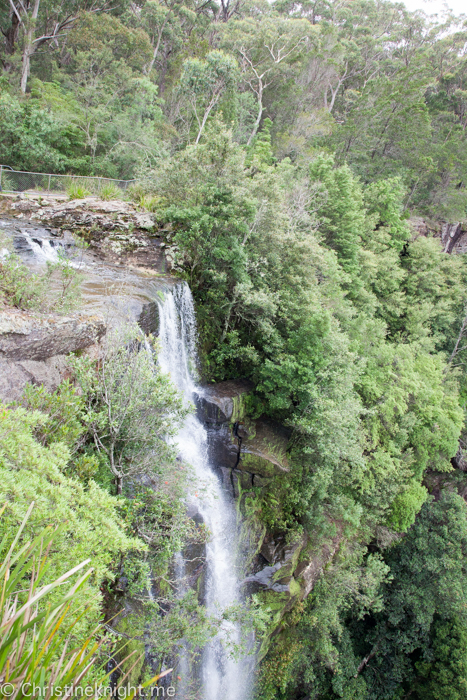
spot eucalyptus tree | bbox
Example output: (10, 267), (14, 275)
(0, 0), (127, 92)
(220, 15), (314, 144)
(178, 49), (238, 142)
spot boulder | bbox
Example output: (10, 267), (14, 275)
(207, 424), (240, 470)
(0, 309), (106, 361)
(294, 528), (343, 598)
(196, 381), (292, 482)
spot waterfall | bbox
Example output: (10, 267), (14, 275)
(23, 232), (61, 263)
(157, 283), (251, 700)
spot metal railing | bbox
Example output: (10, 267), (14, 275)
(0, 165), (137, 196)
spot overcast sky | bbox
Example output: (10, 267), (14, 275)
(403, 0), (466, 18)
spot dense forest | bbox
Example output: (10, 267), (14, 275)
(2, 0), (467, 698)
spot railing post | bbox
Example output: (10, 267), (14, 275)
(48, 174), (51, 192)
(0, 166), (2, 192)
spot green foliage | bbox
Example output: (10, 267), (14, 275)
(387, 481), (428, 532)
(99, 182), (122, 200)
(413, 617), (467, 700)
(3, 0), (467, 694)
(308, 154), (366, 281)
(148, 123), (466, 698)
(0, 251), (82, 313)
(0, 403), (142, 641)
(356, 492), (467, 700)
(179, 50), (238, 143)
(247, 118), (275, 170)
(18, 380), (85, 452)
(0, 252), (46, 310)
(0, 504), (99, 696)
(66, 181), (92, 199)
(71, 323), (189, 493)
(0, 92), (71, 173)
(0, 502), (172, 699)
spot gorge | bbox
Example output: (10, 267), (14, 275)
(3, 2), (467, 690)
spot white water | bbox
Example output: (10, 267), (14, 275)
(22, 232), (85, 269)
(23, 232), (61, 263)
(157, 284), (251, 700)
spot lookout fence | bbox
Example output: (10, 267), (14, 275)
(0, 165), (136, 196)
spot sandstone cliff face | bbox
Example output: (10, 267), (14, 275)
(409, 217), (467, 254)
(0, 201), (169, 401)
(195, 380), (344, 657)
(0, 309), (105, 400)
(0, 309), (105, 360)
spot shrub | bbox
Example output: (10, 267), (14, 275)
(0, 403), (143, 641)
(66, 180), (92, 200)
(0, 504), (172, 698)
(99, 182), (122, 200)
(0, 243), (82, 313)
(0, 171), (14, 192)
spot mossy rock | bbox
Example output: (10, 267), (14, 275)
(238, 419), (290, 477)
(255, 590), (293, 660)
(195, 380), (254, 425)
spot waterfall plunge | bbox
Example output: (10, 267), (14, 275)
(157, 284), (251, 700)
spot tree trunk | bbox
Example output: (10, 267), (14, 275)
(247, 85), (263, 146)
(116, 475), (123, 495)
(144, 19), (169, 76)
(20, 0), (40, 93)
(195, 100), (216, 144)
(3, 10), (21, 56)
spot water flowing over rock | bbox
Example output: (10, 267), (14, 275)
(5, 198), (165, 269)
(157, 284), (252, 700)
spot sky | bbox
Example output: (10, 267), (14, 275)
(403, 0), (466, 17)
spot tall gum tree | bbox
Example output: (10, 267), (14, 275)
(220, 15), (315, 144)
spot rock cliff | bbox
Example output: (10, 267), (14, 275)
(0, 309), (105, 400)
(195, 380), (344, 657)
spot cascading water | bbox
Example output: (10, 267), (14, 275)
(157, 283), (251, 700)
(23, 232), (61, 263)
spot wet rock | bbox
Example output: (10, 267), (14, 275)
(137, 301), (160, 336)
(243, 563), (290, 594)
(196, 382), (291, 480)
(242, 533), (307, 624)
(260, 533), (283, 564)
(195, 380), (253, 425)
(0, 309), (105, 361)
(206, 424), (239, 470)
